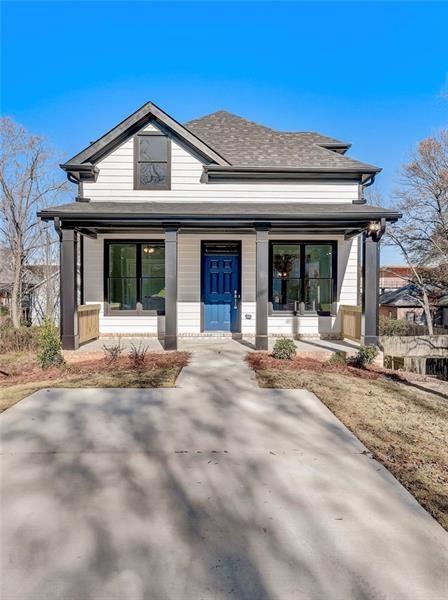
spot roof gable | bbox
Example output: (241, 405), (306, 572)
(62, 102), (230, 175)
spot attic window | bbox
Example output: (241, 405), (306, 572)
(134, 132), (171, 190)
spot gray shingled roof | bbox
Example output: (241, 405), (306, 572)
(185, 111), (380, 171)
(379, 285), (422, 307)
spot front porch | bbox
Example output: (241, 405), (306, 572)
(38, 201), (400, 351)
(70, 335), (360, 358)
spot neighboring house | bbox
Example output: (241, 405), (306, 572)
(38, 102), (400, 350)
(380, 266), (412, 293)
(0, 246), (59, 324)
(380, 284), (448, 329)
(0, 247), (14, 309)
(379, 285), (425, 323)
(26, 266), (60, 326)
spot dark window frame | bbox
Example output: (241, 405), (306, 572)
(133, 132), (171, 191)
(269, 240), (338, 316)
(103, 239), (165, 316)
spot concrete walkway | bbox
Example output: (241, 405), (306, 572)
(1, 340), (447, 599)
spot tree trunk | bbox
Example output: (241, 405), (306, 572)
(10, 256), (22, 328)
(422, 289), (434, 335)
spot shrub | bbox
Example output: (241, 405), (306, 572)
(328, 350), (347, 366)
(0, 318), (40, 353)
(272, 337), (296, 360)
(129, 342), (149, 370)
(36, 320), (63, 369)
(379, 316), (409, 336)
(348, 345), (378, 369)
(103, 338), (123, 363)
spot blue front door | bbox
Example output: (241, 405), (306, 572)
(203, 253), (240, 332)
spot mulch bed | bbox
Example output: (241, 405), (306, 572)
(245, 351), (440, 384)
(247, 352), (385, 380)
(0, 352), (190, 387)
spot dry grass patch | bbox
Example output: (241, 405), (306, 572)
(248, 352), (448, 531)
(0, 351), (190, 412)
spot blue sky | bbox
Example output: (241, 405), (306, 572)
(2, 1), (447, 264)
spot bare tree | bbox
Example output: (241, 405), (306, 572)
(0, 118), (66, 327)
(373, 129), (448, 334)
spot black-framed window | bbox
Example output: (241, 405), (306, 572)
(105, 241), (165, 314)
(270, 241), (336, 314)
(134, 133), (171, 190)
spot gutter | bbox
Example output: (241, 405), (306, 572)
(202, 165), (381, 183)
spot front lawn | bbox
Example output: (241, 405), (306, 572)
(247, 352), (448, 531)
(0, 351), (190, 413)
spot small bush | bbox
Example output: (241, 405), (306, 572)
(348, 345), (378, 369)
(129, 342), (149, 370)
(0, 318), (40, 353)
(36, 320), (63, 369)
(328, 350), (347, 366)
(103, 338), (123, 363)
(272, 338), (296, 360)
(379, 316), (409, 336)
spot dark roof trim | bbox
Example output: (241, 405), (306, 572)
(203, 164), (380, 184)
(61, 101), (230, 179)
(38, 208), (401, 225)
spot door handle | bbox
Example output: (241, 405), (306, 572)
(233, 289), (240, 309)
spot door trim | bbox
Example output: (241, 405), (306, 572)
(201, 240), (242, 333)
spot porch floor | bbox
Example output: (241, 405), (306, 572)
(72, 336), (359, 357)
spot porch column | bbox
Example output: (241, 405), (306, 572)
(60, 228), (79, 350)
(164, 226), (178, 350)
(255, 226), (269, 350)
(361, 233), (379, 345)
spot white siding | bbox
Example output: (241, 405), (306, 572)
(84, 232), (358, 338)
(83, 123), (359, 203)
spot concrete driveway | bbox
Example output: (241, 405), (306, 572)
(1, 340), (448, 600)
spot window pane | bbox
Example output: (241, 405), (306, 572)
(272, 278), (300, 311)
(109, 244), (136, 277)
(139, 163), (167, 187)
(304, 278), (332, 312)
(141, 245), (165, 277)
(109, 278), (137, 310)
(272, 244), (300, 278)
(271, 244), (300, 310)
(139, 136), (167, 161)
(305, 245), (332, 279)
(141, 277), (165, 312)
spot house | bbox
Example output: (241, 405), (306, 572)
(380, 284), (448, 329)
(0, 246), (59, 324)
(38, 102), (401, 350)
(379, 285), (425, 323)
(379, 266), (412, 293)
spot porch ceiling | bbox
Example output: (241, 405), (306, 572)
(38, 201), (401, 237)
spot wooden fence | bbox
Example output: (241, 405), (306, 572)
(340, 305), (361, 342)
(77, 304), (101, 344)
